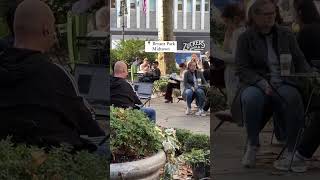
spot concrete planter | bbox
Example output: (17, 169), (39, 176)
(110, 150), (166, 180)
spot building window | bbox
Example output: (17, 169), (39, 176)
(187, 0), (192, 12)
(150, 0), (156, 11)
(196, 0), (200, 11)
(178, 0), (183, 11)
(130, 0), (135, 9)
(111, 0), (116, 8)
(205, 0), (209, 11)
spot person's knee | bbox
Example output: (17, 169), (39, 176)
(241, 87), (264, 106)
(185, 89), (193, 96)
(195, 88), (205, 96)
(150, 108), (156, 116)
(278, 86), (303, 105)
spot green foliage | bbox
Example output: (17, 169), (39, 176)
(183, 149), (210, 166)
(0, 17), (8, 38)
(110, 107), (163, 163)
(160, 128), (181, 179)
(154, 77), (169, 93)
(210, 5), (225, 46)
(0, 138), (108, 180)
(184, 134), (210, 153)
(175, 129), (192, 150)
(110, 39), (157, 66)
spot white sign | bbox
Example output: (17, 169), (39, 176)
(145, 41), (177, 52)
(183, 40), (206, 51)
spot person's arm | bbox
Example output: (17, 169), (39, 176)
(235, 33), (268, 90)
(200, 71), (208, 85)
(183, 71), (192, 90)
(289, 30), (313, 73)
(127, 83), (142, 105)
(52, 64), (105, 137)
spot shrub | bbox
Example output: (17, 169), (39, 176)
(110, 107), (163, 163)
(175, 129), (192, 150)
(154, 78), (169, 93)
(184, 134), (210, 152)
(183, 149), (210, 166)
(0, 138), (108, 180)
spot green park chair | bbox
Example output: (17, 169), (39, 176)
(130, 64), (139, 82)
(0, 17), (8, 38)
(67, 12), (91, 70)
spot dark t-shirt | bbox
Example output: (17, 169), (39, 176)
(110, 76), (142, 108)
(0, 48), (104, 151)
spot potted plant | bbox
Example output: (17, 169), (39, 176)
(110, 107), (166, 179)
(183, 149), (210, 179)
(176, 129), (210, 179)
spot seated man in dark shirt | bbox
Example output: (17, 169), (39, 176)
(111, 61), (156, 122)
(0, 0), (106, 155)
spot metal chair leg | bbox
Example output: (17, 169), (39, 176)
(214, 120), (225, 132)
(277, 144), (287, 160)
(288, 128), (304, 172)
(270, 129), (275, 145)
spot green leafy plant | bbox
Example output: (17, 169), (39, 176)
(110, 107), (163, 163)
(111, 39), (157, 66)
(184, 134), (210, 153)
(175, 129), (192, 150)
(160, 128), (181, 179)
(154, 78), (169, 93)
(0, 137), (108, 180)
(183, 149), (210, 166)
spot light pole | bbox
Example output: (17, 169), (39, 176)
(119, 0), (127, 42)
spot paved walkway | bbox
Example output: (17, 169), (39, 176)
(149, 96), (320, 179)
(150, 96), (210, 136)
(211, 113), (320, 180)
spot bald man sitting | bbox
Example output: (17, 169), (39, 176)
(0, 0), (106, 154)
(111, 61), (156, 122)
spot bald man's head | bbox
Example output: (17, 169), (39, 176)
(14, 0), (56, 52)
(113, 61), (128, 79)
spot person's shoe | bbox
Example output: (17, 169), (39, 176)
(185, 108), (192, 115)
(201, 110), (207, 117)
(195, 109), (202, 116)
(273, 152), (307, 173)
(165, 99), (173, 103)
(242, 145), (258, 168)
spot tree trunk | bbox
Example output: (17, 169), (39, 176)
(158, 0), (175, 75)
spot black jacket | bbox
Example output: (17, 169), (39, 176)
(0, 48), (104, 152)
(297, 23), (320, 64)
(110, 76), (142, 108)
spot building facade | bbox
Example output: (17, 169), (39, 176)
(110, 0), (210, 53)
